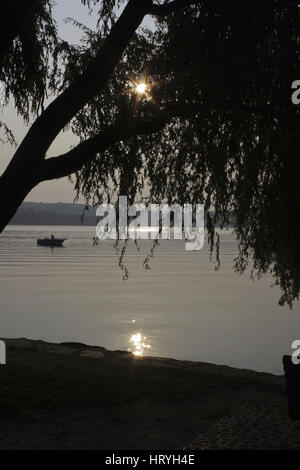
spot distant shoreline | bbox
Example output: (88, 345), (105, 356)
(8, 202), (234, 228)
(8, 202), (97, 227)
(7, 222), (95, 227)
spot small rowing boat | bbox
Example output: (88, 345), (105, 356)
(37, 237), (66, 247)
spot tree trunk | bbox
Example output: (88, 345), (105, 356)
(0, 165), (39, 233)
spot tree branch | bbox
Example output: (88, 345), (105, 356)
(147, 0), (198, 16)
(40, 110), (170, 180)
(40, 96), (206, 181)
(4, 0), (151, 177)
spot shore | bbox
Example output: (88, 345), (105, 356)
(0, 338), (286, 450)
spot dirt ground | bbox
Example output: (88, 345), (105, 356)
(0, 338), (287, 450)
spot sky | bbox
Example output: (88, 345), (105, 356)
(0, 0), (148, 203)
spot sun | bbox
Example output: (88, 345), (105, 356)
(135, 82), (147, 95)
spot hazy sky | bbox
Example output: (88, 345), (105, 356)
(0, 0), (136, 203)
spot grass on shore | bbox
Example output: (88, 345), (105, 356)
(0, 341), (285, 416)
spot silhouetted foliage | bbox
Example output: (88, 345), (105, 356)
(1, 0), (299, 306)
(0, 1), (58, 122)
(54, 0), (300, 306)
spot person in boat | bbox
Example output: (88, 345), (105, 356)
(51, 234), (55, 240)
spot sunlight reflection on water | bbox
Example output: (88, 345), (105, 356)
(129, 332), (151, 356)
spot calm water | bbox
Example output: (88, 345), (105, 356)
(1, 225), (300, 374)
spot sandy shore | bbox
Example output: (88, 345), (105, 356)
(0, 338), (287, 450)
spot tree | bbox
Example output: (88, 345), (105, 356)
(0, 0), (299, 307)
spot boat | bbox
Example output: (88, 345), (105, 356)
(37, 237), (66, 247)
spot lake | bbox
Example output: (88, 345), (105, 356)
(1, 225), (300, 374)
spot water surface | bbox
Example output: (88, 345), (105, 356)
(1, 225), (299, 374)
